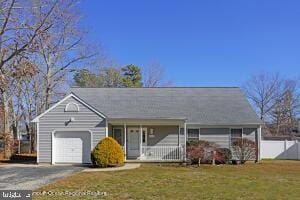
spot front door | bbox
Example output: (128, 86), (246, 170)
(127, 127), (140, 158)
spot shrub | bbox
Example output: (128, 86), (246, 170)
(186, 140), (226, 165)
(217, 148), (232, 164)
(186, 140), (201, 147)
(232, 138), (256, 164)
(91, 137), (124, 168)
(186, 141), (205, 166)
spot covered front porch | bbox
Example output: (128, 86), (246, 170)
(108, 119), (186, 162)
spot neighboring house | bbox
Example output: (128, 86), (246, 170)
(18, 132), (30, 141)
(32, 87), (262, 164)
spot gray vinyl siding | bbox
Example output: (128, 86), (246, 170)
(146, 126), (179, 146)
(185, 127), (259, 149)
(200, 128), (230, 148)
(38, 96), (106, 163)
(110, 125), (180, 147)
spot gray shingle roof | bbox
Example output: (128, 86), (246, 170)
(71, 87), (262, 125)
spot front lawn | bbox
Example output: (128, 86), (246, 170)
(34, 160), (300, 200)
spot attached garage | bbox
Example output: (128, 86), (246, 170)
(32, 93), (107, 164)
(53, 131), (92, 164)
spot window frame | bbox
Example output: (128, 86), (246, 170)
(187, 128), (200, 141)
(64, 102), (80, 112)
(230, 128), (243, 146)
(142, 128), (147, 145)
(112, 127), (123, 145)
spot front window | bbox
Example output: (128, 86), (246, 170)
(187, 129), (199, 141)
(113, 128), (123, 145)
(142, 130), (146, 143)
(230, 128), (242, 146)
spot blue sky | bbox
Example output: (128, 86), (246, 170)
(80, 0), (300, 86)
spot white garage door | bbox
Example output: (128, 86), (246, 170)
(54, 131), (91, 164)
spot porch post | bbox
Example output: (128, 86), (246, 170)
(184, 122), (187, 162)
(178, 125), (180, 147)
(105, 120), (108, 137)
(124, 124), (127, 161)
(257, 125), (262, 162)
(140, 125), (142, 159)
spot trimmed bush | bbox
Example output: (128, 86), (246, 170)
(186, 141), (205, 166)
(91, 137), (124, 168)
(187, 140), (232, 165)
(232, 138), (256, 164)
(187, 140), (224, 165)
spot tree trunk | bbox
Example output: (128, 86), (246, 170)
(1, 91), (12, 159)
(45, 85), (51, 110)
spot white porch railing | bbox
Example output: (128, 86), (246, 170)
(141, 145), (184, 161)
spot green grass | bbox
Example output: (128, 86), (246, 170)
(34, 160), (300, 200)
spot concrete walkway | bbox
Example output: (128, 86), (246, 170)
(83, 163), (141, 172)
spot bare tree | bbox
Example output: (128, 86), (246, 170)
(243, 72), (283, 121)
(0, 0), (61, 157)
(31, 0), (96, 110)
(0, 0), (97, 158)
(99, 67), (122, 87)
(271, 79), (300, 135)
(1, 58), (37, 157)
(143, 63), (173, 87)
(244, 72), (300, 136)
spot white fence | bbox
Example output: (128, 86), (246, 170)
(261, 140), (300, 160)
(141, 146), (184, 161)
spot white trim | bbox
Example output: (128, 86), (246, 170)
(51, 129), (93, 164)
(140, 125), (142, 158)
(184, 122), (187, 161)
(64, 102), (80, 112)
(32, 93), (106, 122)
(108, 119), (185, 125)
(105, 120), (108, 137)
(258, 125), (262, 161)
(36, 122), (39, 163)
(186, 123), (262, 127)
(124, 124), (127, 161)
(51, 130), (55, 165)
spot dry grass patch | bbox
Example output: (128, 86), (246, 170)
(34, 160), (300, 200)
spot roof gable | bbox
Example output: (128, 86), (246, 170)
(32, 93), (106, 122)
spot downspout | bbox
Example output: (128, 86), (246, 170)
(36, 122), (39, 164)
(184, 122), (187, 162)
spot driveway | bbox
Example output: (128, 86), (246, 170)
(0, 165), (84, 190)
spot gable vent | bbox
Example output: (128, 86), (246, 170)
(65, 102), (79, 112)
